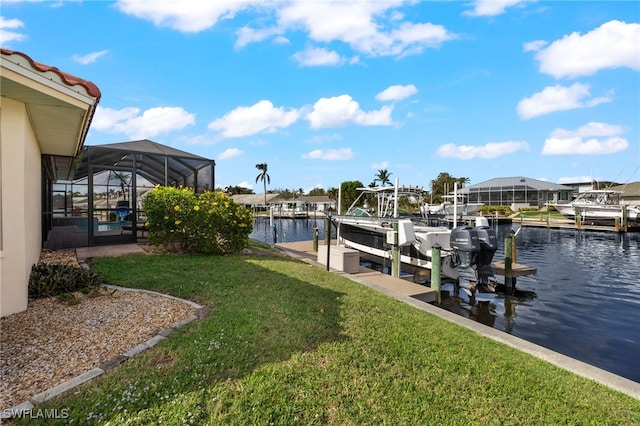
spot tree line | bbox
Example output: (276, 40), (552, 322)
(219, 164), (470, 207)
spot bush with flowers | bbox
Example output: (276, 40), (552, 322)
(143, 186), (253, 254)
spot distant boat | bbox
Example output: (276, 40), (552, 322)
(550, 189), (640, 224)
(423, 194), (484, 216)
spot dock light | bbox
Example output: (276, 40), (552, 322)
(326, 207), (334, 271)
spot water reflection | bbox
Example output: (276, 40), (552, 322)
(251, 216), (328, 244)
(442, 224), (640, 383)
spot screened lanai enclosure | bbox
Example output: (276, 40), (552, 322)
(43, 140), (215, 248)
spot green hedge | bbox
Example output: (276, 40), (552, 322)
(480, 205), (513, 216)
(143, 186), (253, 254)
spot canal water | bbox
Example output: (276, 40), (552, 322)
(250, 218), (640, 383)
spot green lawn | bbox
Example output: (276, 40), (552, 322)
(21, 249), (640, 425)
(511, 209), (567, 221)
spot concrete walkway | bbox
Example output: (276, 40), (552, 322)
(275, 240), (640, 401)
(76, 244), (146, 262)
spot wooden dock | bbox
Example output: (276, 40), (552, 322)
(515, 217), (640, 233)
(492, 261), (537, 277)
(275, 240), (437, 303)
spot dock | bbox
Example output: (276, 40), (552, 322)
(275, 240), (437, 303)
(492, 261), (537, 277)
(274, 239), (538, 302)
(514, 217), (640, 233)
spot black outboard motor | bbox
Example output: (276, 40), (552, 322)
(474, 224), (497, 290)
(449, 226), (480, 291)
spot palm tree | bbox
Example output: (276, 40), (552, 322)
(255, 163), (270, 207)
(374, 169), (392, 186)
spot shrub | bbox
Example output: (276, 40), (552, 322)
(143, 186), (253, 254)
(29, 264), (105, 299)
(480, 205), (513, 216)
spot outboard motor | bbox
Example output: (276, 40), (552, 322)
(449, 226), (480, 291)
(474, 224), (497, 290)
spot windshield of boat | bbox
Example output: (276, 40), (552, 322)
(577, 191), (621, 205)
(346, 207), (372, 217)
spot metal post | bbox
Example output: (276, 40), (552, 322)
(324, 216), (330, 247)
(431, 243), (441, 304)
(504, 233), (513, 295)
(269, 207), (274, 247)
(325, 208), (333, 271)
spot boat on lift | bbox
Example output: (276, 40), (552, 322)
(332, 183), (499, 292)
(550, 189), (640, 225)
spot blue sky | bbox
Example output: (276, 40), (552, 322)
(2, 1), (639, 193)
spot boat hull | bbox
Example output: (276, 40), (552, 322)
(335, 219), (458, 280)
(552, 204), (640, 224)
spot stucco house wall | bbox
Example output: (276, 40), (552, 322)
(0, 97), (43, 316)
(1, 48), (100, 317)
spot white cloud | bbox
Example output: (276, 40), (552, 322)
(72, 49), (109, 65)
(115, 0), (257, 33)
(292, 47), (345, 67)
(306, 95), (393, 129)
(517, 83), (612, 119)
(237, 181), (253, 189)
(436, 140), (529, 160)
(92, 106), (195, 139)
(115, 0), (455, 58)
(375, 84), (417, 101)
(208, 100), (300, 138)
(275, 1), (455, 58)
(217, 148), (244, 160)
(371, 161), (389, 169)
(235, 26), (280, 49)
(534, 20), (640, 78)
(0, 17), (26, 44)
(463, 0), (531, 17)
(523, 40), (546, 52)
(302, 148), (354, 160)
(542, 122), (628, 155)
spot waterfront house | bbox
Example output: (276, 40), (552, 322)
(457, 176), (574, 211)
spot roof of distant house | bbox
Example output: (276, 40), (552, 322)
(459, 176), (572, 193)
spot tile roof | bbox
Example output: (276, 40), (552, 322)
(1, 48), (101, 98)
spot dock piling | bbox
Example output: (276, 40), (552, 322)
(504, 232), (514, 295)
(431, 243), (442, 304)
(313, 227), (319, 252)
(391, 223), (400, 278)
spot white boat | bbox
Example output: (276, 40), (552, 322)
(550, 189), (640, 224)
(332, 184), (498, 292)
(424, 195), (484, 216)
